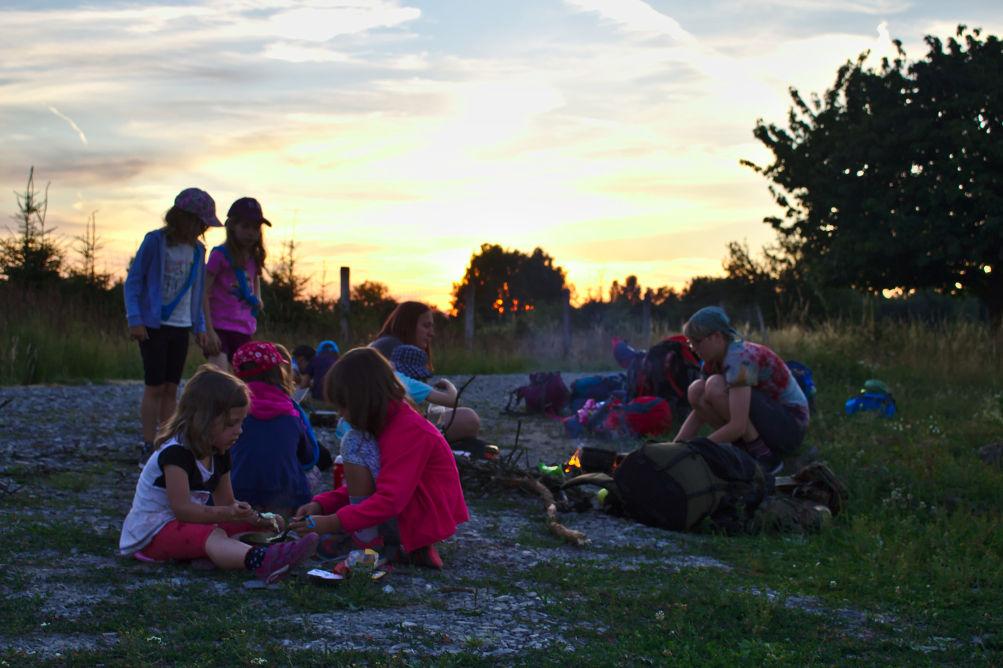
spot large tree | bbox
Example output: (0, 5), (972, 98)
(742, 26), (1002, 321)
(451, 243), (568, 322)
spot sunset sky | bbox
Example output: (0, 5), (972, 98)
(2, 0), (1000, 309)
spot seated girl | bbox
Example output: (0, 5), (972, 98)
(119, 365), (318, 582)
(291, 347), (469, 569)
(229, 341), (319, 515)
(673, 306), (809, 474)
(390, 344), (480, 442)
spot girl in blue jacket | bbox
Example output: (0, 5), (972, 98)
(229, 341), (319, 516)
(124, 188), (222, 465)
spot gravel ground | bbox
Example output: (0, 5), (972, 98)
(0, 375), (874, 660)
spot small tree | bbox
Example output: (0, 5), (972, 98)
(69, 210), (110, 289)
(0, 167), (63, 285)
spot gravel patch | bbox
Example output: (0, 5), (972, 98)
(0, 377), (881, 660)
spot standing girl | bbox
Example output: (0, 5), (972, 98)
(203, 197), (269, 369)
(673, 306), (809, 474)
(291, 347), (468, 570)
(119, 366), (318, 583)
(124, 187), (218, 464)
(229, 341), (319, 515)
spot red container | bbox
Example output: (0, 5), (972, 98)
(333, 455), (344, 488)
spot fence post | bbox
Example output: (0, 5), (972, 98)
(339, 266), (350, 343)
(561, 288), (571, 358)
(642, 290), (652, 345)
(464, 285), (475, 350)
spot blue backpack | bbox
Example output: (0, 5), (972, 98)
(568, 374), (626, 411)
(785, 360), (817, 414)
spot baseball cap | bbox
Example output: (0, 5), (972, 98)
(227, 197), (272, 227)
(174, 188), (223, 227)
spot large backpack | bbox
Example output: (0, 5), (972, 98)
(564, 438), (769, 532)
(506, 372), (570, 415)
(626, 336), (701, 413)
(568, 373), (625, 411)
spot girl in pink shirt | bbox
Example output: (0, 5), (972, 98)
(291, 348), (469, 570)
(203, 197), (269, 369)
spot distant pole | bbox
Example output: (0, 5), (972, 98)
(561, 288), (572, 358)
(340, 266), (350, 343)
(755, 302), (767, 343)
(464, 285), (475, 350)
(642, 291), (652, 345)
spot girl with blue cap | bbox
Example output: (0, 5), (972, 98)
(674, 306), (809, 474)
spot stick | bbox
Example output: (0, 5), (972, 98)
(502, 476), (590, 547)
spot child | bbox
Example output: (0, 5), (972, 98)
(389, 344), (481, 442)
(298, 340), (339, 402)
(229, 341), (319, 515)
(119, 365), (319, 583)
(370, 300), (434, 362)
(124, 187), (220, 464)
(291, 348), (468, 569)
(673, 306), (809, 474)
(203, 197), (269, 369)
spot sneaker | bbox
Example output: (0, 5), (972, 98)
(755, 452), (783, 476)
(399, 544), (443, 570)
(255, 533), (319, 584)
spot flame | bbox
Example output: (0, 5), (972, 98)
(563, 447), (582, 474)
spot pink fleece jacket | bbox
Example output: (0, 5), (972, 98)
(312, 400), (469, 552)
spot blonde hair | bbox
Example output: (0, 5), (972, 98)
(155, 365), (250, 458)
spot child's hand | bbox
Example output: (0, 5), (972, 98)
(129, 325), (149, 342)
(290, 512), (339, 535)
(203, 330), (222, 356)
(292, 501), (322, 523)
(229, 501), (256, 522)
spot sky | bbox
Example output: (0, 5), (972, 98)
(2, 0), (1001, 310)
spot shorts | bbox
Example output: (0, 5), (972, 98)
(340, 429), (380, 478)
(139, 325), (190, 386)
(140, 520), (258, 561)
(748, 388), (807, 456)
(214, 329), (253, 363)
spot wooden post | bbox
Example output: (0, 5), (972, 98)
(642, 290), (652, 345)
(339, 266), (350, 342)
(561, 288), (571, 358)
(464, 284), (475, 350)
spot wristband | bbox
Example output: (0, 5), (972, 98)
(305, 515), (317, 530)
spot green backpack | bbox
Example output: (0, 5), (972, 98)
(565, 438), (769, 532)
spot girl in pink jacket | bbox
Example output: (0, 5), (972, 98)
(291, 347), (468, 569)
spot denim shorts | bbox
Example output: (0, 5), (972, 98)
(340, 429), (380, 477)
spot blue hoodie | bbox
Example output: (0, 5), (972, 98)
(124, 229), (207, 333)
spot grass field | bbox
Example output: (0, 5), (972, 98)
(1, 321), (1001, 665)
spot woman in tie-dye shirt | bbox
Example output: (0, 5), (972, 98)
(674, 306), (808, 474)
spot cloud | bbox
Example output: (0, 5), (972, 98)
(732, 0), (912, 15)
(563, 0), (696, 42)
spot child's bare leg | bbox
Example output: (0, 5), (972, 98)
(702, 376), (761, 442)
(440, 407), (481, 441)
(344, 462), (380, 546)
(158, 383), (179, 434)
(140, 384), (165, 444)
(206, 352), (229, 371)
(204, 527), (252, 569)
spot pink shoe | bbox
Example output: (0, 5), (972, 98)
(255, 534), (319, 583)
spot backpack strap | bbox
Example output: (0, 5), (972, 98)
(160, 245), (200, 322)
(293, 400), (320, 471)
(216, 244), (260, 317)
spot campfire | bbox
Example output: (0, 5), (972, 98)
(563, 446), (623, 475)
